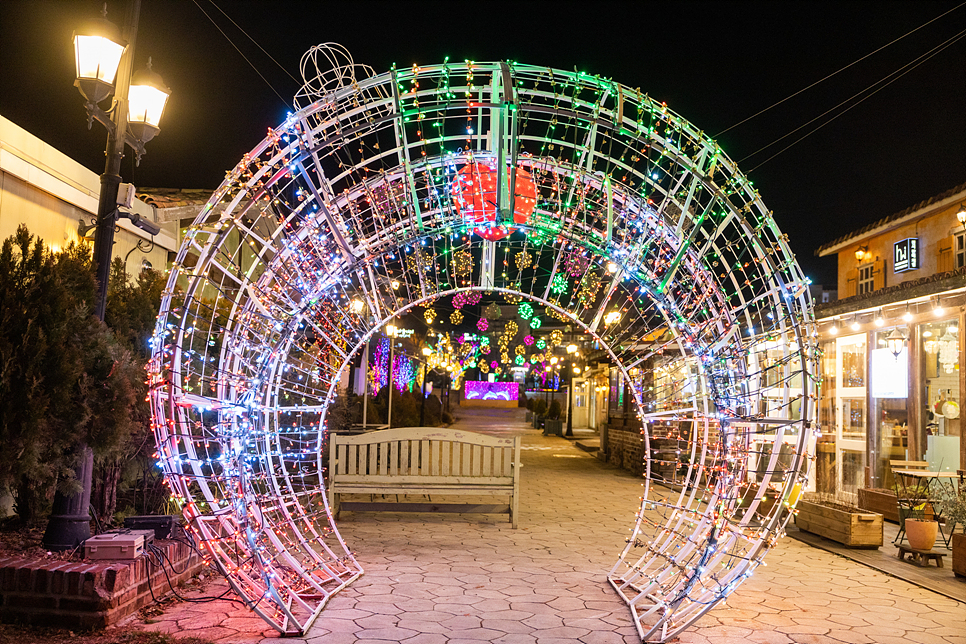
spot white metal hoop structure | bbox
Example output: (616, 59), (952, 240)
(149, 54), (818, 642)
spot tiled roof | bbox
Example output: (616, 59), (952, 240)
(136, 188), (215, 209)
(815, 181), (966, 256)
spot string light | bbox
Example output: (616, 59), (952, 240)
(148, 57), (816, 643)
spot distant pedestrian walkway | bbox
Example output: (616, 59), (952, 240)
(139, 407), (965, 643)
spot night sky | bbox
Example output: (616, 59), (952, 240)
(1, 1), (964, 286)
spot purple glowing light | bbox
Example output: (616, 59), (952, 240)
(464, 380), (519, 401)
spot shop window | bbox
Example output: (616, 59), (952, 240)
(834, 333), (867, 501)
(921, 319), (960, 473)
(957, 232), (966, 269)
(857, 264), (874, 294)
(870, 326), (909, 489)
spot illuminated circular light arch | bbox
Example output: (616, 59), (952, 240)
(149, 52), (818, 642)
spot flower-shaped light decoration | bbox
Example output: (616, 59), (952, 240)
(515, 354), (526, 366)
(515, 251), (533, 270)
(424, 308), (437, 325)
(563, 251), (590, 276)
(504, 320), (518, 338)
(484, 302), (502, 319)
(518, 303), (533, 320)
(477, 318), (489, 332)
(450, 310), (464, 325)
(550, 274), (568, 294)
(529, 316), (542, 329)
(453, 250), (474, 279)
(536, 338), (547, 350)
(524, 335), (534, 346)
(550, 330), (563, 346)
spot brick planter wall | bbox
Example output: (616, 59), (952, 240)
(0, 539), (203, 629)
(606, 427), (645, 475)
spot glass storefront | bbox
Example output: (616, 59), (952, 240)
(835, 333), (867, 500)
(869, 326), (908, 490)
(921, 319), (961, 473)
(818, 310), (963, 502)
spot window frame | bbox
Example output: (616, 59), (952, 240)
(857, 263), (874, 295)
(955, 231), (965, 269)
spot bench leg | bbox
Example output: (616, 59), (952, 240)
(510, 493), (518, 529)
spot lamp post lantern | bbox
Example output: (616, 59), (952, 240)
(43, 0), (169, 551)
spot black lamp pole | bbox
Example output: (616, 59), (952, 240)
(419, 360), (427, 426)
(43, 0), (140, 551)
(566, 367), (574, 437)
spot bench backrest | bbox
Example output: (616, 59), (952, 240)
(329, 427), (520, 486)
(889, 460), (929, 470)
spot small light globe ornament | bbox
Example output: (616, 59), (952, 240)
(127, 58), (171, 143)
(452, 160), (537, 241)
(72, 7), (125, 105)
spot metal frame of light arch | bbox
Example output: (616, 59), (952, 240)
(148, 60), (818, 642)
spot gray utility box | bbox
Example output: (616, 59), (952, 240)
(84, 532), (146, 560)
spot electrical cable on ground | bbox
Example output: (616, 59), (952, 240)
(189, 0), (291, 106)
(143, 540), (248, 605)
(714, 2), (966, 137)
(742, 27), (966, 173)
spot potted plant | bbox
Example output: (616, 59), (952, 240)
(938, 484), (966, 577)
(533, 399), (547, 429)
(545, 400), (563, 435)
(901, 480), (939, 551)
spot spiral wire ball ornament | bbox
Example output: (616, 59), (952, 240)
(149, 55), (818, 641)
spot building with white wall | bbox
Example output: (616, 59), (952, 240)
(0, 114), (179, 273)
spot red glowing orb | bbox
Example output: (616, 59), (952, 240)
(452, 161), (538, 240)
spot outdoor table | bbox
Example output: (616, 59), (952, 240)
(892, 469), (960, 548)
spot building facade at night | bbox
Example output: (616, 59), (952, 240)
(0, 115), (179, 274)
(814, 182), (966, 500)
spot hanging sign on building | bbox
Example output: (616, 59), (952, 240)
(893, 238), (919, 273)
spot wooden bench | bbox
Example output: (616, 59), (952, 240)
(889, 459), (929, 471)
(897, 544), (945, 568)
(328, 427), (521, 528)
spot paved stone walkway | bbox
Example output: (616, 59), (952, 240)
(137, 408), (966, 643)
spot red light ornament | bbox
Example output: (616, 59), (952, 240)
(452, 161), (537, 240)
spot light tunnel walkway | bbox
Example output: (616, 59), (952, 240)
(148, 54), (816, 642)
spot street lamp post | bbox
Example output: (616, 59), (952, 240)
(566, 344), (578, 437)
(386, 324), (397, 427)
(420, 347), (433, 426)
(43, 0), (170, 551)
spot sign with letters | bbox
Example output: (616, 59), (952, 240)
(893, 238), (919, 273)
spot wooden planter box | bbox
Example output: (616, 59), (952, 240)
(858, 488), (899, 523)
(544, 419), (563, 436)
(953, 532), (966, 579)
(795, 500), (883, 548)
